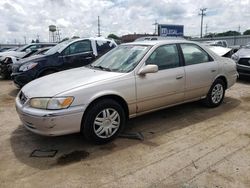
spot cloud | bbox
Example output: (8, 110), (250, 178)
(0, 0), (249, 44)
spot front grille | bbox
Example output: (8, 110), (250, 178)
(238, 58), (250, 67)
(19, 91), (27, 104)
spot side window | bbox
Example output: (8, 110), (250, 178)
(64, 40), (92, 55)
(146, 44), (180, 70)
(180, 44), (211, 66)
(96, 41), (114, 56)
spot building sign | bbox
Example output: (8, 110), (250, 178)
(158, 24), (184, 37)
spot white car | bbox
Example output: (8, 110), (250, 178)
(16, 40), (238, 143)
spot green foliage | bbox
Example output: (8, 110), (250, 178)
(215, 30), (241, 37)
(107, 34), (120, 40)
(243, 29), (250, 35)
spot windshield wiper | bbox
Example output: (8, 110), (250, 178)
(89, 65), (112, 71)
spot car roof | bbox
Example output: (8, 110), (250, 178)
(123, 39), (194, 46)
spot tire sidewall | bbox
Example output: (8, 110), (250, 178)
(206, 79), (226, 107)
(82, 99), (126, 144)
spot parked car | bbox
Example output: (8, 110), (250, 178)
(12, 37), (117, 87)
(0, 47), (53, 79)
(135, 36), (185, 41)
(0, 43), (56, 78)
(202, 40), (228, 48)
(15, 40), (238, 143)
(231, 43), (250, 77)
(207, 46), (234, 58)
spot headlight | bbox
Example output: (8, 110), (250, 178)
(19, 62), (38, 71)
(231, 54), (239, 62)
(30, 97), (74, 110)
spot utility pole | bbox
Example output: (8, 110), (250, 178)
(199, 8), (207, 38)
(152, 20), (158, 35)
(23, 36), (27, 44)
(238, 25), (241, 33)
(98, 16), (101, 37)
(205, 24), (208, 36)
(36, 34), (40, 42)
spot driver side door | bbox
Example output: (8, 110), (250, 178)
(135, 44), (185, 114)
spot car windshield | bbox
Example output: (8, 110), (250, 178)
(16, 45), (30, 52)
(44, 40), (73, 55)
(90, 45), (151, 73)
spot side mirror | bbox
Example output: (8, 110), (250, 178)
(138, 64), (158, 75)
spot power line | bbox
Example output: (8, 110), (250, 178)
(199, 8), (207, 38)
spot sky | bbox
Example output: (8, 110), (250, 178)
(0, 0), (250, 44)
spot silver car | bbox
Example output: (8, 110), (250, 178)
(16, 40), (238, 143)
(231, 43), (250, 77)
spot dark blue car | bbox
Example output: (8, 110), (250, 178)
(12, 38), (117, 87)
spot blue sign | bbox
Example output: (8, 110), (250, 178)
(158, 24), (184, 37)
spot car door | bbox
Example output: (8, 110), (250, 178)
(62, 40), (94, 69)
(179, 43), (218, 101)
(136, 44), (185, 113)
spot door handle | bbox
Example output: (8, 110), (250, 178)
(176, 75), (184, 80)
(211, 69), (216, 73)
(85, 57), (92, 60)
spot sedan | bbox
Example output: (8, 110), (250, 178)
(16, 40), (238, 143)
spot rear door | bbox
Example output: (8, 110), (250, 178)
(62, 40), (94, 69)
(136, 44), (185, 113)
(179, 43), (218, 100)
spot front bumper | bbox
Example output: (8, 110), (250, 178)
(15, 94), (85, 136)
(0, 62), (12, 78)
(11, 71), (35, 87)
(237, 64), (250, 77)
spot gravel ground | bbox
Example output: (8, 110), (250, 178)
(0, 78), (250, 188)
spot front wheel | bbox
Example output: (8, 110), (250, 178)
(82, 99), (126, 144)
(203, 79), (226, 108)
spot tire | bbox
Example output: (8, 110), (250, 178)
(81, 99), (126, 144)
(203, 79), (226, 108)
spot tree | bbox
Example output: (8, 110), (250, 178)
(107, 34), (120, 40)
(35, 39), (39, 43)
(215, 30), (241, 37)
(243, 29), (250, 35)
(31, 39), (35, 43)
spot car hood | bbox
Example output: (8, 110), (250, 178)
(208, 46), (232, 57)
(22, 67), (124, 98)
(234, 48), (250, 58)
(0, 51), (26, 58)
(17, 54), (45, 64)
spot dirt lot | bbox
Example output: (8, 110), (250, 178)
(0, 78), (250, 188)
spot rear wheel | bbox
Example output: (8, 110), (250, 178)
(82, 99), (126, 144)
(203, 79), (226, 108)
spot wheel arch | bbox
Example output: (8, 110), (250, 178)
(37, 67), (59, 77)
(81, 94), (129, 129)
(213, 75), (228, 89)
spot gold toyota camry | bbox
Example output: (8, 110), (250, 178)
(16, 40), (238, 143)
